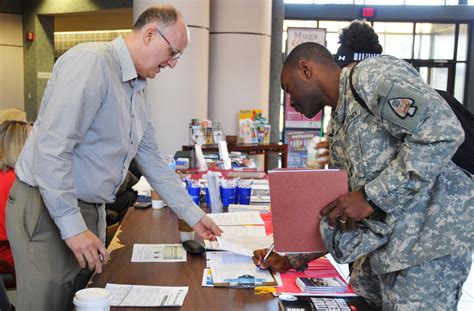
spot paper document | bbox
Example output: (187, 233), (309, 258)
(208, 211), (264, 226)
(106, 283), (188, 307)
(204, 226), (266, 250)
(216, 234), (273, 257)
(206, 251), (252, 267)
(228, 204), (270, 214)
(131, 244), (186, 262)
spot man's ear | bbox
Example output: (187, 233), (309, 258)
(143, 26), (155, 46)
(297, 60), (312, 81)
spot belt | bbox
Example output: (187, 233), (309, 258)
(78, 199), (103, 208)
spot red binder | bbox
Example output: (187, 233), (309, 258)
(268, 169), (348, 253)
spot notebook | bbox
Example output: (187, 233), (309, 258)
(268, 169), (348, 253)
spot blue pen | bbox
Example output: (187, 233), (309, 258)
(256, 243), (275, 271)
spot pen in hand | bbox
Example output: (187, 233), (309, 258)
(256, 243), (275, 271)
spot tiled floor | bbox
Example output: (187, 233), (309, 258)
(458, 252), (474, 310)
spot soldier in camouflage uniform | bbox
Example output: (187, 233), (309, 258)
(253, 42), (473, 310)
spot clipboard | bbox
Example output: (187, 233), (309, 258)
(213, 274), (277, 288)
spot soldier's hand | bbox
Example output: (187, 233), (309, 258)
(321, 191), (375, 231)
(252, 248), (292, 272)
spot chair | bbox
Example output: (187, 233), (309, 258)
(0, 240), (16, 289)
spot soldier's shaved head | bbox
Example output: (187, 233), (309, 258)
(283, 42), (338, 70)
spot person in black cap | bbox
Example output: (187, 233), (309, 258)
(334, 20), (382, 68)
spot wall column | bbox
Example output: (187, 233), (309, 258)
(208, 0), (272, 137)
(133, 0), (210, 156)
(268, 0), (285, 169)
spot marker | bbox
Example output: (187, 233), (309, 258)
(256, 243), (275, 271)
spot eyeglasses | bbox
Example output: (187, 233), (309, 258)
(155, 28), (181, 60)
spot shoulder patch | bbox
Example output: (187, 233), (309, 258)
(387, 98), (417, 119)
(381, 83), (428, 131)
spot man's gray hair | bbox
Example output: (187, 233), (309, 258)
(133, 5), (182, 31)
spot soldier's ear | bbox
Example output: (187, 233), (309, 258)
(298, 60), (312, 81)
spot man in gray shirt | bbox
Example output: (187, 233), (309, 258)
(7, 5), (221, 310)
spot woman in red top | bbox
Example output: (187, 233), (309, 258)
(0, 120), (30, 272)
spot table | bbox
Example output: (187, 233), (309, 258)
(88, 207), (278, 310)
(182, 143), (288, 172)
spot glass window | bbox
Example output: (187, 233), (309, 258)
(457, 24), (468, 61)
(325, 32), (340, 54)
(284, 0), (314, 4)
(373, 22), (413, 59)
(414, 23), (455, 60)
(318, 21), (351, 33)
(454, 63), (466, 103)
(405, 0), (445, 4)
(430, 67), (449, 91)
(364, 0), (404, 4)
(313, 0), (354, 3)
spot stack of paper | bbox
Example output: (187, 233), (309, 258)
(296, 277), (347, 294)
(250, 180), (270, 204)
(228, 204), (270, 214)
(204, 211), (269, 254)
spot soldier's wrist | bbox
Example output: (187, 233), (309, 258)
(362, 187), (381, 213)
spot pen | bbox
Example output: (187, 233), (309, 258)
(256, 243), (275, 271)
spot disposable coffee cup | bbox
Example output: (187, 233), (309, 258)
(151, 190), (164, 209)
(73, 288), (111, 311)
(178, 218), (195, 242)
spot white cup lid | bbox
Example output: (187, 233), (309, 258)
(74, 288), (110, 304)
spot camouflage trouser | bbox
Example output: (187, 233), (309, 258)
(349, 247), (472, 311)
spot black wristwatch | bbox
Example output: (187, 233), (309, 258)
(362, 187), (381, 213)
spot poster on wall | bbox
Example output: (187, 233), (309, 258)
(285, 130), (320, 168)
(284, 28), (326, 129)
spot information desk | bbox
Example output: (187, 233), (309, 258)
(182, 143), (288, 172)
(88, 207), (278, 310)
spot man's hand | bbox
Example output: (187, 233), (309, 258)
(252, 248), (292, 273)
(321, 191), (375, 230)
(65, 230), (109, 273)
(193, 215), (223, 241)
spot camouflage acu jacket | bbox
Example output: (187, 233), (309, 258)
(327, 55), (473, 274)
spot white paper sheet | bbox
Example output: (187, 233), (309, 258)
(216, 234), (273, 257)
(206, 251), (252, 267)
(208, 211), (264, 226)
(204, 226), (266, 250)
(106, 283), (188, 307)
(131, 244), (186, 262)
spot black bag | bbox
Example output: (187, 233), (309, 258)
(349, 65), (474, 175)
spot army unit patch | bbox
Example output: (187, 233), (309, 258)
(388, 98), (417, 119)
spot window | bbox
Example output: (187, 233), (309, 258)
(373, 22), (414, 59)
(414, 23), (455, 60)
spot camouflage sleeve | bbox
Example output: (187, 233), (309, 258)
(287, 252), (326, 271)
(353, 57), (465, 213)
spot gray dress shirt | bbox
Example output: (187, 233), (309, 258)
(16, 36), (205, 240)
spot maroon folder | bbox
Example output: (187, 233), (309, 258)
(268, 169), (348, 253)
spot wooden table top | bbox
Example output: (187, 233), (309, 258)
(89, 207), (278, 310)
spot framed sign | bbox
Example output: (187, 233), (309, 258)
(286, 27), (326, 54)
(285, 130), (320, 168)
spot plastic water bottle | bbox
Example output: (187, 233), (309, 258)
(167, 155), (176, 171)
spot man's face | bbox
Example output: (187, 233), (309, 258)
(280, 65), (326, 119)
(141, 19), (188, 79)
